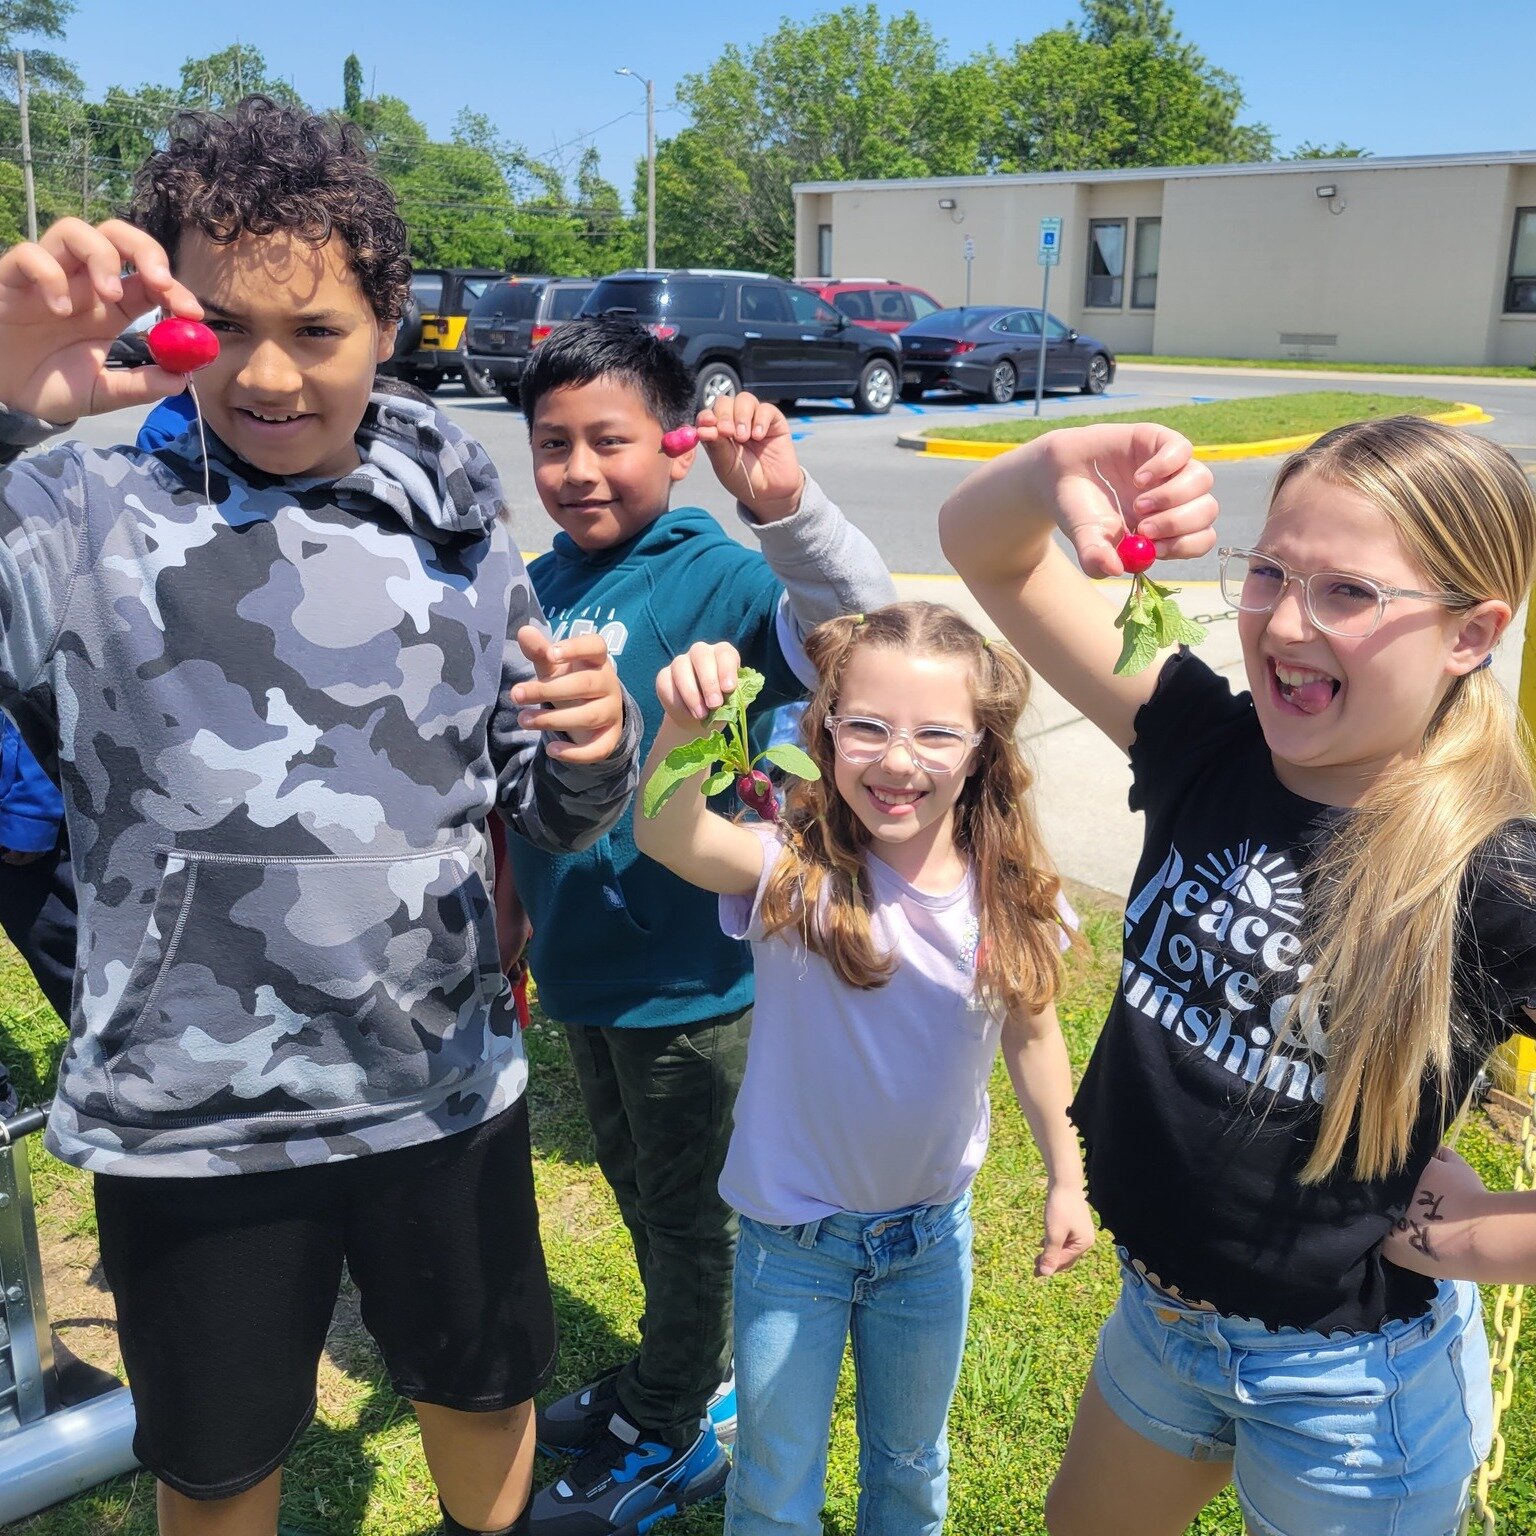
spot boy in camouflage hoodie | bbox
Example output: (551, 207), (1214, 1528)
(0, 98), (638, 1536)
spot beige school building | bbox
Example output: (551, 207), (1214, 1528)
(793, 151), (1536, 367)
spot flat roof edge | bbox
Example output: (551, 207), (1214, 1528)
(793, 150), (1536, 196)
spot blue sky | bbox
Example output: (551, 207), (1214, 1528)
(38, 1), (1536, 198)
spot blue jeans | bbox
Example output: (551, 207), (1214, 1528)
(725, 1191), (973, 1536)
(1096, 1261), (1493, 1536)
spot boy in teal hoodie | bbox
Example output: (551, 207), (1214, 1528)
(512, 320), (894, 1535)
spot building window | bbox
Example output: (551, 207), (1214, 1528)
(1132, 218), (1161, 310)
(1086, 219), (1125, 308)
(817, 223), (833, 279)
(1507, 209), (1536, 313)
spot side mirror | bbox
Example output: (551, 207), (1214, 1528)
(834, 312), (849, 330)
(1068, 329), (1079, 341)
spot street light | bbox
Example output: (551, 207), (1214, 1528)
(616, 67), (656, 270)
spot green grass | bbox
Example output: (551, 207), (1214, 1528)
(922, 391), (1460, 447)
(5, 903), (1536, 1535)
(1122, 355), (1536, 380)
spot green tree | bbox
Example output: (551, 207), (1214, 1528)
(655, 5), (967, 273)
(342, 53), (363, 119)
(176, 44), (305, 111)
(1288, 139), (1370, 159)
(976, 0), (1275, 172)
(0, 0), (79, 96)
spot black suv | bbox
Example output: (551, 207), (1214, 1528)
(580, 269), (900, 413)
(464, 277), (595, 405)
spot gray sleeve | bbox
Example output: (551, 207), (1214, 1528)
(737, 471), (896, 647)
(0, 410), (87, 696)
(487, 554), (642, 856)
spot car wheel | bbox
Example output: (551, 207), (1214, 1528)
(461, 357), (499, 398)
(900, 382), (926, 402)
(988, 360), (1018, 405)
(1081, 353), (1112, 395)
(854, 358), (897, 415)
(696, 362), (741, 410)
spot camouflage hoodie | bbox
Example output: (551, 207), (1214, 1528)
(0, 389), (639, 1176)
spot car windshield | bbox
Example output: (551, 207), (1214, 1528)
(547, 285), (593, 319)
(410, 273), (444, 312)
(473, 283), (542, 321)
(584, 278), (726, 321)
(905, 308), (991, 335)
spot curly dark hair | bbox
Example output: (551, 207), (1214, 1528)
(129, 95), (411, 325)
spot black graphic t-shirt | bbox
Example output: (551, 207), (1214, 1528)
(1072, 651), (1536, 1334)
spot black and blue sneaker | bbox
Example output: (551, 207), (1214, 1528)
(537, 1364), (624, 1457)
(538, 1366), (737, 1457)
(528, 1411), (729, 1536)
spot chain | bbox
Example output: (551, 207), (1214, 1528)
(1469, 1064), (1536, 1533)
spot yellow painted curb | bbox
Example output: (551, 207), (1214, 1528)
(907, 404), (1494, 463)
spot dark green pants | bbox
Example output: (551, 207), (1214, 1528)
(562, 1007), (751, 1444)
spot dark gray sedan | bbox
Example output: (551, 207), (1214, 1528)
(898, 306), (1115, 403)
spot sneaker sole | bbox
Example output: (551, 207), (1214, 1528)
(616, 1454), (730, 1536)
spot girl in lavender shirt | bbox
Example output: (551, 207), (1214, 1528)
(633, 601), (1093, 1536)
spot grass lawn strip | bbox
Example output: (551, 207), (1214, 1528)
(1122, 355), (1536, 381)
(920, 391), (1462, 448)
(5, 904), (1536, 1534)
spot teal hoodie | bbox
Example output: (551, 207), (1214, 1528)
(510, 481), (894, 1028)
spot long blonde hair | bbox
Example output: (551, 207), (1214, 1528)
(758, 601), (1067, 1019)
(1271, 418), (1536, 1183)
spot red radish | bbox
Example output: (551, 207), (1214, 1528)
(147, 318), (219, 375)
(1117, 533), (1156, 574)
(661, 424), (699, 458)
(736, 769), (781, 822)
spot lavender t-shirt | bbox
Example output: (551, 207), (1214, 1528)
(720, 826), (1008, 1224)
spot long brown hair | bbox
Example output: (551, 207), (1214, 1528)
(1268, 419), (1536, 1183)
(758, 602), (1068, 1019)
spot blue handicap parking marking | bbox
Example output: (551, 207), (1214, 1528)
(790, 430), (809, 441)
(1190, 395), (1217, 404)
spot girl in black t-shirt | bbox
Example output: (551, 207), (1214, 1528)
(940, 416), (1536, 1536)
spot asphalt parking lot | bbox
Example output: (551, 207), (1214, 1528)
(65, 364), (1536, 579)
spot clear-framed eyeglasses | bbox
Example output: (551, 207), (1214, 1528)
(824, 715), (983, 775)
(1217, 547), (1466, 639)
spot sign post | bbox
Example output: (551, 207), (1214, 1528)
(962, 233), (975, 307)
(1033, 217), (1062, 418)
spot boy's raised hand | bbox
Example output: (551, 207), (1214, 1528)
(1040, 423), (1218, 577)
(513, 627), (627, 763)
(0, 217), (203, 423)
(695, 393), (804, 523)
(656, 641), (742, 727)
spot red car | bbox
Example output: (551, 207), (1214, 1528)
(796, 278), (943, 335)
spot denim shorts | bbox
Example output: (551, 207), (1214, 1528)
(1093, 1261), (1493, 1536)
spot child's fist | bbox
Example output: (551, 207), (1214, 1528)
(695, 392), (804, 522)
(1038, 424), (1218, 578)
(1037, 1185), (1096, 1278)
(512, 627), (626, 763)
(0, 217), (204, 422)
(656, 641), (742, 726)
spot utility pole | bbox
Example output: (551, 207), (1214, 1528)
(81, 135), (90, 219)
(616, 68), (656, 269)
(16, 52), (37, 242)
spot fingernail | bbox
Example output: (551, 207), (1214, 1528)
(1135, 495), (1155, 512)
(519, 711), (535, 727)
(706, 693), (721, 708)
(549, 646), (562, 661)
(1134, 470), (1151, 487)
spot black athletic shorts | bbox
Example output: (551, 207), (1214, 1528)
(94, 1096), (557, 1500)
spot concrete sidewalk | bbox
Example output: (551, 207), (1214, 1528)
(890, 572), (1528, 903)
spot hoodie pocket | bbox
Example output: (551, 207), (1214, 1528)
(101, 840), (503, 1128)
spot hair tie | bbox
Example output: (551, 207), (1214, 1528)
(852, 614), (866, 626)
(1477, 653), (1494, 671)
